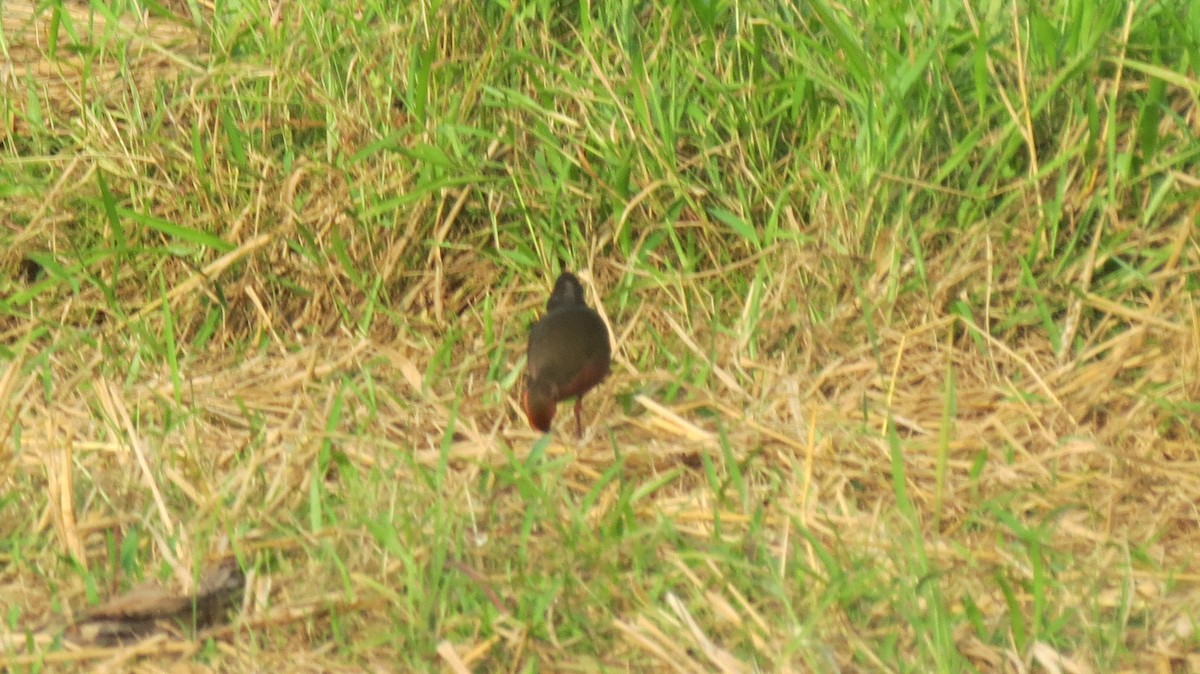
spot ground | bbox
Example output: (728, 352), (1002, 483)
(2, 1), (1199, 672)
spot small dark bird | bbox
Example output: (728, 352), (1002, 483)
(523, 272), (612, 436)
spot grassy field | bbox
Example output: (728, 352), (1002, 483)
(2, 0), (1199, 671)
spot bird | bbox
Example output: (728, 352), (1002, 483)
(522, 271), (612, 437)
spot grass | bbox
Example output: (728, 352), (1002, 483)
(2, 0), (1200, 671)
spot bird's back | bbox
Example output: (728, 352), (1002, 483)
(527, 306), (611, 397)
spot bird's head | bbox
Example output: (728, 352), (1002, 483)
(522, 376), (559, 432)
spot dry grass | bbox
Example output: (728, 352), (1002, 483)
(4, 1), (1200, 672)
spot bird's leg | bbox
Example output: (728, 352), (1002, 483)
(574, 396), (584, 438)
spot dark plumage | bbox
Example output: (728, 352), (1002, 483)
(522, 272), (612, 436)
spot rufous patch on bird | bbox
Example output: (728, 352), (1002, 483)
(522, 272), (612, 437)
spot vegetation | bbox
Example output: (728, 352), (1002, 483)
(2, 0), (1198, 670)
